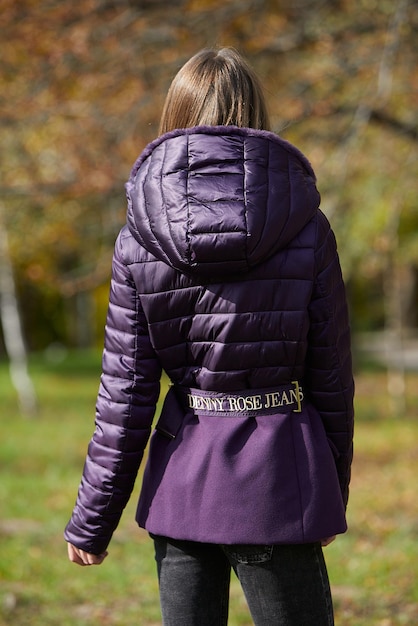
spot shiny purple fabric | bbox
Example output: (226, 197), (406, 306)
(65, 126), (354, 554)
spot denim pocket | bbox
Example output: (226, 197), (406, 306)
(222, 544), (274, 564)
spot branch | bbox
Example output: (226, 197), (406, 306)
(369, 109), (418, 141)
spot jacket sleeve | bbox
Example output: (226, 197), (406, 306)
(64, 229), (162, 554)
(305, 211), (354, 508)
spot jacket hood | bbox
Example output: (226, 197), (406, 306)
(125, 126), (320, 278)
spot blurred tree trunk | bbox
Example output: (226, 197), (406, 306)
(0, 205), (37, 417)
(383, 204), (406, 416)
(67, 291), (96, 349)
(378, 0), (409, 415)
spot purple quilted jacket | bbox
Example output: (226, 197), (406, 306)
(65, 126), (354, 554)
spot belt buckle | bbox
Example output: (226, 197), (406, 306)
(291, 381), (302, 413)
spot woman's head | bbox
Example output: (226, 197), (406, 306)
(159, 47), (270, 134)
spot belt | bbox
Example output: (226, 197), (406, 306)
(177, 381), (304, 418)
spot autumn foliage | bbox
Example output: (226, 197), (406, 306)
(1, 0), (417, 349)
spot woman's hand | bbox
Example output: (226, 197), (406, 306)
(67, 542), (108, 566)
(321, 535), (336, 547)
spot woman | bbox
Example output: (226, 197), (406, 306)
(65, 47), (354, 625)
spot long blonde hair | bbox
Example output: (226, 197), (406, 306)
(159, 47), (271, 134)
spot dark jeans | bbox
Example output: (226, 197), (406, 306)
(151, 535), (334, 626)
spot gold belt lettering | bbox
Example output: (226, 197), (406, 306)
(186, 383), (303, 414)
(227, 395), (263, 412)
(187, 394), (225, 412)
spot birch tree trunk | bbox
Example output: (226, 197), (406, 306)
(0, 205), (37, 417)
(378, 0), (408, 414)
(383, 234), (406, 416)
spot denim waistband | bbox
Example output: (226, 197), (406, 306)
(176, 382), (304, 417)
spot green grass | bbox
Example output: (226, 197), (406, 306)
(1, 352), (418, 625)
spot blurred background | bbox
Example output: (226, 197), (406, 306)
(1, 1), (417, 625)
